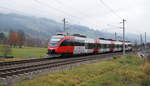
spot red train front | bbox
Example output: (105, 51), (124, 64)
(47, 33), (76, 57)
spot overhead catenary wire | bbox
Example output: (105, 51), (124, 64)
(98, 0), (127, 55)
(54, 0), (90, 18)
(33, 0), (83, 21)
(33, 0), (101, 26)
(54, 0), (121, 28)
(30, 0), (105, 29)
(98, 0), (122, 20)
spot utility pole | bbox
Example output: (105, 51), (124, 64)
(122, 19), (126, 55)
(115, 32), (117, 40)
(140, 34), (143, 51)
(63, 18), (66, 32)
(62, 18), (68, 35)
(144, 32), (147, 56)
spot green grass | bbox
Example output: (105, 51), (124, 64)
(11, 55), (150, 86)
(0, 46), (47, 58)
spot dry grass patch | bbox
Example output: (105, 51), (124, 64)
(0, 58), (25, 62)
(143, 63), (150, 75)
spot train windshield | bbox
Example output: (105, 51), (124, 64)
(49, 36), (64, 47)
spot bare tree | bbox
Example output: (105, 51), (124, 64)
(8, 31), (18, 47)
(17, 30), (25, 48)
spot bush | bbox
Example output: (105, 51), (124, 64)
(0, 44), (11, 57)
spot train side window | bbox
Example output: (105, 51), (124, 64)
(87, 43), (95, 49)
(94, 44), (97, 48)
(109, 44), (111, 48)
(85, 43), (90, 49)
(96, 44), (98, 48)
(120, 45), (122, 48)
(114, 45), (117, 48)
(101, 44), (107, 48)
(116, 45), (118, 48)
(89, 43), (92, 49)
(103, 44), (106, 48)
(96, 44), (99, 48)
(98, 44), (101, 48)
(60, 39), (73, 46)
(125, 45), (127, 48)
(60, 39), (68, 46)
(112, 45), (114, 48)
(85, 43), (88, 49)
(106, 44), (108, 48)
(76, 42), (79, 46)
(121, 45), (123, 48)
(117, 45), (119, 48)
(112, 45), (115, 48)
(99, 44), (101, 48)
(104, 44), (106, 48)
(106, 44), (109, 48)
(81, 42), (85, 46)
(118, 45), (120, 48)
(101, 44), (104, 48)
(107, 44), (109, 48)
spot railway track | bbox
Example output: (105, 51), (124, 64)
(0, 57), (95, 78)
(0, 52), (123, 78)
(0, 52), (127, 85)
(0, 57), (55, 66)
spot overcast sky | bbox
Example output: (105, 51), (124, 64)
(0, 0), (149, 35)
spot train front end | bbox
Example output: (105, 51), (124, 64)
(47, 35), (64, 57)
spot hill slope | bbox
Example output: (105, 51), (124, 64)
(0, 13), (147, 43)
(0, 13), (114, 39)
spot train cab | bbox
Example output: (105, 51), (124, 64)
(47, 35), (64, 56)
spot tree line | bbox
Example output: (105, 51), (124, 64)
(0, 30), (48, 48)
(0, 30), (25, 48)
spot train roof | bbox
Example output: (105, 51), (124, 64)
(53, 33), (133, 44)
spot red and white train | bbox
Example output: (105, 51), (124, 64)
(47, 33), (133, 57)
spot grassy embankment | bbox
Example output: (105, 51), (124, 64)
(12, 54), (150, 86)
(0, 46), (47, 61)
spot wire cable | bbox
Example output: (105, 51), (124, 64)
(98, 0), (122, 20)
(54, 0), (90, 18)
(34, 0), (83, 20)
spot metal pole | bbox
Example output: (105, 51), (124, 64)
(115, 32), (117, 40)
(145, 32), (147, 50)
(144, 32), (147, 56)
(63, 18), (66, 32)
(140, 34), (143, 51)
(123, 19), (126, 55)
